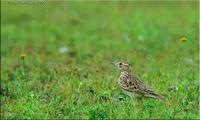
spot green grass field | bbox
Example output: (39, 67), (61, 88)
(1, 1), (199, 119)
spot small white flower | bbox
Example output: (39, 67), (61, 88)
(59, 46), (69, 54)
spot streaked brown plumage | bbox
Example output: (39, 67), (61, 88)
(112, 61), (163, 99)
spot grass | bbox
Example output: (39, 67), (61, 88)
(1, 1), (199, 119)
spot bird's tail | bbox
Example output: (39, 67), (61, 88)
(147, 92), (164, 100)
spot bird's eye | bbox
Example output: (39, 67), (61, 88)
(119, 62), (122, 65)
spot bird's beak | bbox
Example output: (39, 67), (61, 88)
(111, 62), (116, 66)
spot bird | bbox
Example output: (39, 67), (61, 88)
(112, 61), (163, 100)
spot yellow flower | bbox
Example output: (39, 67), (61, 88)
(20, 53), (26, 59)
(180, 36), (187, 43)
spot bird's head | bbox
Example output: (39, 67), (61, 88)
(111, 61), (131, 72)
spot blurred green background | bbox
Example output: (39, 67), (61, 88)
(1, 1), (199, 119)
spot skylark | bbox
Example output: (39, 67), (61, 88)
(112, 61), (163, 99)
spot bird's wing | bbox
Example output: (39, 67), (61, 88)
(123, 75), (163, 99)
